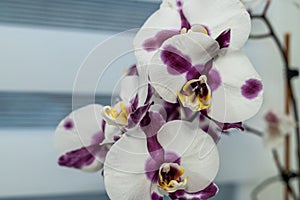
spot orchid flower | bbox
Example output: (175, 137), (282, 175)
(102, 66), (153, 129)
(54, 67), (152, 171)
(146, 29), (263, 124)
(133, 0), (262, 123)
(134, 0), (251, 66)
(264, 110), (296, 148)
(104, 111), (219, 200)
(54, 104), (121, 172)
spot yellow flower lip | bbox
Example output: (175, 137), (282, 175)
(103, 102), (129, 125)
(178, 75), (211, 111)
(158, 163), (188, 193)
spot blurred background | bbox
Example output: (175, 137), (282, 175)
(0, 0), (300, 199)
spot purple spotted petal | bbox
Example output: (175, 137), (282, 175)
(127, 102), (152, 128)
(216, 29), (231, 49)
(145, 84), (153, 104)
(151, 192), (164, 200)
(218, 122), (244, 132)
(145, 151), (181, 183)
(63, 119), (74, 130)
(90, 120), (106, 145)
(142, 30), (178, 52)
(91, 131), (104, 145)
(241, 78), (263, 99)
(200, 60), (213, 76)
(200, 125), (219, 143)
(207, 69), (221, 91)
(168, 183), (218, 200)
(127, 64), (138, 76)
(186, 62), (221, 91)
(163, 101), (180, 121)
(164, 151), (181, 164)
(145, 156), (161, 183)
(161, 45), (192, 75)
(141, 111), (166, 163)
(58, 145), (104, 169)
(186, 66), (201, 80)
(179, 9), (191, 30)
(129, 95), (139, 113)
(201, 112), (244, 133)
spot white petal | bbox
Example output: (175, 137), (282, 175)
(134, 6), (181, 66)
(157, 120), (219, 192)
(209, 49), (263, 123)
(101, 124), (122, 145)
(183, 0), (251, 49)
(120, 75), (139, 104)
(148, 32), (219, 103)
(54, 104), (104, 154)
(104, 129), (149, 174)
(137, 64), (151, 107)
(103, 128), (154, 199)
(104, 168), (152, 200)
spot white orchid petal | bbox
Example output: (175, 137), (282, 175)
(55, 104), (104, 154)
(183, 0), (251, 49)
(148, 32), (220, 103)
(101, 124), (122, 145)
(134, 6), (181, 66)
(120, 75), (139, 104)
(54, 104), (107, 172)
(104, 169), (152, 200)
(157, 120), (219, 192)
(137, 65), (151, 106)
(104, 130), (149, 174)
(209, 49), (263, 123)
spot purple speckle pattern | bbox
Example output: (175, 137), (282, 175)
(186, 67), (201, 81)
(215, 29), (231, 49)
(145, 84), (154, 104)
(145, 151), (181, 183)
(127, 102), (152, 128)
(176, 0), (182, 7)
(207, 69), (221, 91)
(179, 9), (191, 30)
(63, 119), (74, 130)
(129, 95), (139, 113)
(241, 78), (263, 99)
(91, 120), (106, 145)
(161, 45), (192, 75)
(168, 183), (218, 200)
(176, 0), (191, 30)
(143, 30), (178, 52)
(163, 101), (180, 121)
(127, 65), (138, 76)
(218, 122), (244, 132)
(161, 45), (221, 92)
(91, 131), (104, 145)
(113, 135), (121, 142)
(185, 63), (221, 92)
(141, 112), (166, 163)
(58, 146), (96, 169)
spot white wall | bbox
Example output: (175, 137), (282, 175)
(0, 25), (137, 95)
(0, 129), (105, 198)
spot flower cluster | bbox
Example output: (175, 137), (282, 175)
(54, 0), (263, 199)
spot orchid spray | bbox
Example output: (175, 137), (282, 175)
(54, 0), (264, 199)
